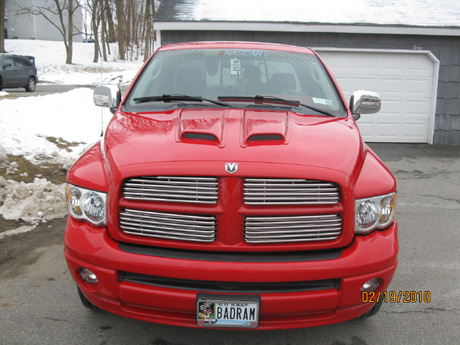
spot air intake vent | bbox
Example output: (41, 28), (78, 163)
(244, 178), (340, 205)
(123, 176), (218, 204)
(182, 133), (217, 141)
(248, 134), (284, 141)
(245, 214), (342, 243)
(120, 208), (217, 243)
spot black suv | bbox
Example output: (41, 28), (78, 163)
(0, 54), (38, 92)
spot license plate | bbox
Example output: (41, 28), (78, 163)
(196, 293), (260, 328)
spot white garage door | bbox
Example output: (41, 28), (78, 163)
(315, 49), (439, 143)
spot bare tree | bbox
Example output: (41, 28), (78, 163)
(83, 0), (159, 62)
(0, 0), (5, 53)
(17, 0), (82, 64)
(114, 0), (125, 60)
(143, 0), (156, 61)
(84, 0), (102, 62)
(104, 0), (115, 43)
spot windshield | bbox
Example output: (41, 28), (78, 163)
(124, 48), (346, 116)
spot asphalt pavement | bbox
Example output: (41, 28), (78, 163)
(0, 143), (459, 344)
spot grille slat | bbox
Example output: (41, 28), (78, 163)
(121, 226), (216, 238)
(244, 178), (340, 205)
(123, 176), (218, 204)
(245, 224), (342, 231)
(120, 209), (216, 243)
(124, 187), (217, 194)
(245, 214), (342, 244)
(120, 220), (215, 232)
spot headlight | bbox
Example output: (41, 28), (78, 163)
(66, 184), (107, 226)
(355, 193), (396, 234)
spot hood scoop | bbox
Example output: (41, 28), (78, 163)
(248, 134), (284, 142)
(182, 132), (217, 141)
(179, 109), (224, 145)
(244, 110), (288, 145)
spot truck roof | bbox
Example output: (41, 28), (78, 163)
(158, 41), (316, 55)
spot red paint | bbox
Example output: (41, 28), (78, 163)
(65, 42), (398, 329)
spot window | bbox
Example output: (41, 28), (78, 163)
(125, 48), (346, 116)
(13, 57), (25, 67)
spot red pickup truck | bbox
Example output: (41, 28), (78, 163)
(64, 41), (398, 329)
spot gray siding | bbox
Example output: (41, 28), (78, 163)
(161, 30), (460, 145)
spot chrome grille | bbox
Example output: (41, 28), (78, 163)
(244, 214), (342, 243)
(120, 208), (216, 243)
(244, 178), (340, 205)
(123, 176), (218, 204)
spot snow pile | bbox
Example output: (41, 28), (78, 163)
(0, 88), (112, 163)
(0, 91), (9, 97)
(0, 176), (66, 224)
(5, 39), (144, 86)
(0, 146), (8, 168)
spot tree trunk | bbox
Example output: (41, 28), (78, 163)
(66, 0), (73, 64)
(115, 0), (125, 60)
(0, 0), (5, 53)
(143, 0), (151, 62)
(104, 0), (116, 43)
(91, 0), (99, 63)
(101, 4), (107, 62)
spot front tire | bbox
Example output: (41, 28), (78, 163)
(77, 286), (101, 311)
(25, 77), (36, 92)
(359, 298), (384, 318)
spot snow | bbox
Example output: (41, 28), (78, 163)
(175, 0), (460, 27)
(0, 39), (144, 231)
(0, 88), (112, 164)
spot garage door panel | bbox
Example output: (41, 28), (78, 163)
(404, 100), (432, 116)
(407, 79), (433, 95)
(380, 100), (404, 115)
(375, 123), (400, 138)
(380, 78), (406, 93)
(400, 123), (429, 140)
(317, 49), (437, 143)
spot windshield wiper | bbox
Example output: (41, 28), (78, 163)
(218, 95), (300, 107)
(133, 94), (234, 108)
(217, 95), (336, 117)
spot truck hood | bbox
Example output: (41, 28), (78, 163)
(103, 108), (363, 177)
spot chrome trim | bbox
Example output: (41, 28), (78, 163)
(120, 208), (216, 243)
(244, 214), (342, 243)
(244, 178), (340, 205)
(350, 90), (381, 115)
(123, 176), (218, 204)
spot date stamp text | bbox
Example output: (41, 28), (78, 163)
(361, 291), (431, 303)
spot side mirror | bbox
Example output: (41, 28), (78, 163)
(93, 84), (121, 114)
(349, 90), (381, 120)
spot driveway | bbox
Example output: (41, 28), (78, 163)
(0, 143), (459, 344)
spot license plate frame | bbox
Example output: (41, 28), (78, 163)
(196, 293), (260, 328)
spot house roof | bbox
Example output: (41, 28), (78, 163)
(155, 0), (460, 35)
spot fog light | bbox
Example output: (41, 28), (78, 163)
(80, 268), (98, 284)
(361, 278), (380, 292)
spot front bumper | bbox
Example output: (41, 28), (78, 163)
(64, 217), (398, 330)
